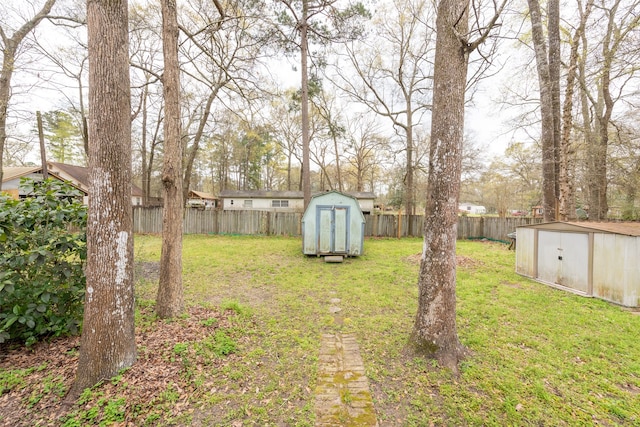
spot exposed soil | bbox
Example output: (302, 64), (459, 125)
(405, 253), (484, 270)
(134, 261), (161, 282)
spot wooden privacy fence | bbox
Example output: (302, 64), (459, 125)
(133, 207), (542, 241)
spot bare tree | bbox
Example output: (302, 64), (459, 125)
(343, 114), (388, 192)
(558, 0), (594, 220)
(68, 0), (135, 397)
(0, 0), (57, 189)
(271, 90), (303, 190)
(273, 0), (369, 209)
(409, 0), (506, 370)
(578, 0), (640, 220)
(156, 0), (184, 319)
(178, 0), (270, 203)
(129, 1), (164, 205)
(332, 0), (435, 233)
(311, 89), (346, 191)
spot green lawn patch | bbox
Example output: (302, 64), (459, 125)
(2, 235), (639, 426)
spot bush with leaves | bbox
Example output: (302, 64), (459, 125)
(0, 178), (87, 346)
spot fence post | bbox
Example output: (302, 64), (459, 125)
(266, 211), (271, 236)
(373, 214), (378, 237)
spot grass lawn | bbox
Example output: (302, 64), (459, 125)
(2, 235), (640, 426)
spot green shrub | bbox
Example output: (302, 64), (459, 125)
(0, 178), (87, 346)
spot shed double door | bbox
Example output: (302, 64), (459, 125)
(317, 206), (349, 254)
(537, 231), (589, 293)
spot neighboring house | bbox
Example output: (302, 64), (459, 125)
(1, 166), (88, 200)
(458, 203), (486, 215)
(47, 162), (144, 206)
(531, 205), (544, 218)
(186, 190), (218, 209)
(219, 190), (376, 213)
(2, 162), (143, 206)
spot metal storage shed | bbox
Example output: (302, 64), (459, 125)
(302, 191), (365, 258)
(515, 221), (640, 307)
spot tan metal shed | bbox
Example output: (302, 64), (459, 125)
(516, 221), (640, 307)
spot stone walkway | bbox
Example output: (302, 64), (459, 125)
(314, 297), (378, 426)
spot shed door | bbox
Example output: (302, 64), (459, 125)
(537, 231), (589, 293)
(317, 206), (349, 254)
(334, 207), (348, 253)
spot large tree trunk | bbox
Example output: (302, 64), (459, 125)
(588, 114), (610, 220)
(548, 0), (561, 212)
(409, 0), (468, 371)
(68, 0), (136, 398)
(527, 0), (558, 221)
(0, 0), (57, 190)
(156, 0), (184, 319)
(0, 44), (14, 189)
(300, 0), (311, 209)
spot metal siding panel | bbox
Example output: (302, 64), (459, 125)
(302, 219), (315, 254)
(624, 237), (640, 306)
(593, 234), (640, 306)
(515, 228), (536, 276)
(302, 205), (317, 254)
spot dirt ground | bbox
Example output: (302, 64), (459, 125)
(0, 304), (234, 427)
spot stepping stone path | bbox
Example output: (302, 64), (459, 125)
(314, 297), (378, 426)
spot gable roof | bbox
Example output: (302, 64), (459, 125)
(310, 190), (359, 203)
(188, 190), (218, 200)
(2, 166), (88, 195)
(48, 162), (143, 197)
(49, 162), (89, 188)
(2, 166), (41, 182)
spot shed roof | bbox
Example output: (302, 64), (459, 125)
(310, 190), (359, 203)
(519, 221), (640, 237)
(188, 190), (217, 200)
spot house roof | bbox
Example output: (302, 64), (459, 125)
(48, 162), (144, 197)
(219, 190), (376, 199)
(2, 166), (42, 182)
(519, 221), (640, 237)
(2, 166), (88, 195)
(49, 162), (89, 188)
(188, 190), (218, 200)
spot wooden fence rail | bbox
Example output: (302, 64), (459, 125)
(133, 207), (543, 241)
